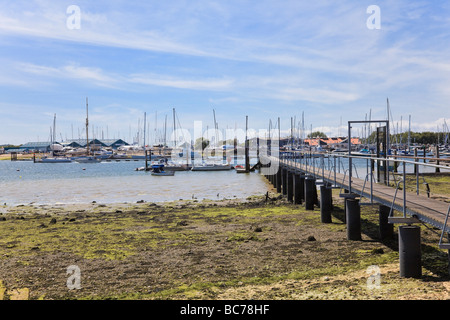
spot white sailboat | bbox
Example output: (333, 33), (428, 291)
(35, 114), (73, 163)
(73, 97), (101, 163)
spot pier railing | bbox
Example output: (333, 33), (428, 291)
(273, 150), (450, 246)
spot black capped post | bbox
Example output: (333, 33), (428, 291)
(399, 225), (422, 278)
(293, 172), (302, 204)
(320, 183), (333, 223)
(287, 170), (293, 202)
(379, 205), (394, 240)
(304, 176), (315, 210)
(346, 198), (361, 240)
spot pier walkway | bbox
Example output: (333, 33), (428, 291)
(261, 152), (450, 277)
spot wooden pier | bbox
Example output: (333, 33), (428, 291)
(261, 154), (450, 278)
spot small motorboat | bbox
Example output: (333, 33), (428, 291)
(36, 157), (72, 163)
(151, 164), (175, 176)
(234, 165), (248, 173)
(74, 156), (102, 163)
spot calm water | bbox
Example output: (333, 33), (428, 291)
(0, 159), (269, 206)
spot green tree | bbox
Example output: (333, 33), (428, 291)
(307, 131), (327, 138)
(194, 137), (210, 150)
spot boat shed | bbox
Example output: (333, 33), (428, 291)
(19, 141), (55, 153)
(100, 139), (128, 149)
(63, 139), (129, 150)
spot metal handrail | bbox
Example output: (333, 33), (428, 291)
(439, 204), (450, 248)
(388, 178), (407, 218)
(269, 150), (450, 248)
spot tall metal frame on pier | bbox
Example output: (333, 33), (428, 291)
(347, 120), (389, 195)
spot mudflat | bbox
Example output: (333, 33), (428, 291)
(0, 192), (449, 300)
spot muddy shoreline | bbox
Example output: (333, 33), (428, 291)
(1, 191), (450, 300)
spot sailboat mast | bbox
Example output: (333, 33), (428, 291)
(213, 109), (218, 147)
(53, 114), (56, 145)
(164, 114), (167, 148)
(143, 112), (146, 148)
(173, 108), (176, 148)
(86, 97), (90, 155)
(386, 98), (390, 153)
(408, 115), (411, 150)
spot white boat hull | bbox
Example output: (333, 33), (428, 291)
(191, 164), (231, 171)
(74, 157), (102, 163)
(151, 171), (175, 176)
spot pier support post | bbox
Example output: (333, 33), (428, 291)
(346, 198), (361, 240)
(320, 184), (333, 223)
(304, 176), (315, 210)
(282, 167), (288, 196)
(379, 205), (394, 240)
(293, 173), (302, 204)
(287, 171), (294, 202)
(341, 189), (349, 223)
(399, 225), (422, 278)
(276, 167), (282, 193)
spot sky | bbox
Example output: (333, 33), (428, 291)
(1, 0), (450, 145)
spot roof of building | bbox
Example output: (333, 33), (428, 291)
(20, 141), (55, 148)
(63, 139), (129, 148)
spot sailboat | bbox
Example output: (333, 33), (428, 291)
(36, 114), (72, 163)
(191, 109), (231, 171)
(74, 98), (101, 163)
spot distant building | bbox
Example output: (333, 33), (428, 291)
(303, 137), (361, 149)
(63, 139), (129, 150)
(19, 141), (56, 153)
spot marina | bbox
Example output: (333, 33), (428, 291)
(0, 157), (266, 206)
(2, 1), (450, 303)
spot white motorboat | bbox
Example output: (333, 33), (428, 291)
(191, 163), (231, 171)
(36, 157), (72, 163)
(74, 156), (102, 163)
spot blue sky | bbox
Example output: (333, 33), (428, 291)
(1, 0), (450, 145)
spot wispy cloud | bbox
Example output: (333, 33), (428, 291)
(17, 62), (120, 88)
(128, 73), (234, 91)
(1, 0), (450, 144)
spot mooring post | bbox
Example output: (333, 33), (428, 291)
(293, 172), (302, 204)
(320, 184), (333, 223)
(436, 145), (440, 173)
(379, 205), (394, 240)
(145, 150), (148, 171)
(342, 189), (349, 223)
(276, 166), (282, 193)
(304, 176), (315, 210)
(282, 167), (288, 196)
(399, 225), (422, 278)
(287, 170), (294, 202)
(346, 198), (361, 240)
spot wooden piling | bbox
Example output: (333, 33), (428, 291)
(287, 170), (293, 202)
(304, 176), (315, 210)
(436, 145), (440, 173)
(399, 225), (422, 278)
(379, 205), (394, 240)
(320, 184), (333, 223)
(346, 198), (361, 241)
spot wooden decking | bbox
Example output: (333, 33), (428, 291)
(278, 158), (450, 234)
